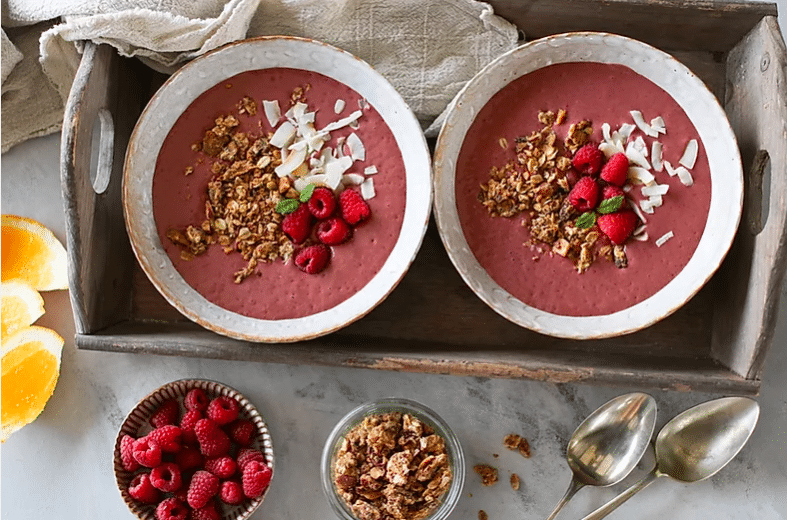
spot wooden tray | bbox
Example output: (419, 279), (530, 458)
(61, 0), (787, 395)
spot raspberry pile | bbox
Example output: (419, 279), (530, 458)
(281, 186), (371, 275)
(567, 145), (639, 246)
(121, 388), (272, 520)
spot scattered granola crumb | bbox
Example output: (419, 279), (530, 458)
(478, 510), (489, 520)
(333, 412), (452, 520)
(473, 464), (498, 486)
(510, 473), (520, 491)
(184, 166), (194, 176)
(492, 453), (499, 458)
(503, 433), (531, 458)
(498, 137), (508, 150)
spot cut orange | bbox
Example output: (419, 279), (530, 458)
(1, 280), (45, 339)
(2, 325), (64, 442)
(2, 214), (68, 291)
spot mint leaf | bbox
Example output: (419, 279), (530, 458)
(299, 183), (316, 203)
(597, 195), (624, 215)
(576, 211), (596, 229)
(275, 199), (300, 215)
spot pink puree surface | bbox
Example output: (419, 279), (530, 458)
(456, 62), (712, 317)
(152, 68), (406, 320)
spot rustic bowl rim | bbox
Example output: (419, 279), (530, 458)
(123, 35), (432, 343)
(432, 31), (744, 339)
(112, 378), (275, 520)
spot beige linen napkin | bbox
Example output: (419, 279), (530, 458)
(1, 0), (518, 153)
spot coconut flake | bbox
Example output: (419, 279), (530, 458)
(346, 133), (366, 161)
(650, 116), (666, 134)
(632, 224), (649, 242)
(263, 100), (281, 128)
(360, 178), (376, 200)
(602, 123), (612, 143)
(630, 110), (659, 138)
(651, 142), (664, 172)
(633, 136), (648, 157)
(358, 98), (370, 111)
(342, 173), (365, 186)
(270, 121), (296, 149)
(664, 160), (677, 177)
(364, 165), (378, 175)
(629, 198), (648, 223)
(619, 123), (636, 139)
(649, 194), (663, 208)
(625, 143), (652, 170)
(295, 174), (327, 191)
(656, 231), (674, 247)
(325, 155), (353, 178)
(599, 142), (622, 158)
(274, 146), (307, 177)
(675, 166), (694, 187)
(679, 139), (698, 169)
(642, 184), (669, 197)
(334, 99), (346, 114)
(639, 198), (656, 214)
(320, 110), (363, 134)
(628, 166), (655, 185)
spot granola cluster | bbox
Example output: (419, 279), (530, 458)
(333, 412), (453, 520)
(478, 110), (624, 273)
(166, 96), (304, 283)
(503, 433), (531, 458)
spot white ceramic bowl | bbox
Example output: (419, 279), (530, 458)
(123, 36), (432, 343)
(433, 32), (743, 339)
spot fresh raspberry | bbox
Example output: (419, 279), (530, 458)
(175, 445), (203, 470)
(307, 187), (337, 219)
(338, 189), (371, 225)
(572, 143), (604, 176)
(568, 176), (600, 212)
(120, 434), (140, 472)
(227, 419), (256, 446)
(295, 244), (330, 274)
(194, 418), (231, 457)
(316, 217), (352, 245)
(184, 388), (209, 411)
(242, 460), (272, 498)
(600, 152), (629, 187)
(150, 399), (180, 428)
(180, 409), (202, 444)
(282, 203), (313, 244)
(155, 497), (188, 520)
(187, 470), (220, 509)
(236, 448), (267, 473)
(148, 425), (182, 453)
(204, 456), (236, 479)
(206, 396), (240, 425)
(133, 437), (162, 468)
(598, 210), (638, 245)
(219, 480), (244, 505)
(150, 462), (183, 492)
(173, 478), (189, 503)
(191, 502), (221, 520)
(601, 185), (625, 201)
(128, 473), (160, 504)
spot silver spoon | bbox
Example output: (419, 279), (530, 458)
(581, 396), (760, 520)
(544, 392), (657, 520)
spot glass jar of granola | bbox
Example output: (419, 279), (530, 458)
(321, 398), (465, 520)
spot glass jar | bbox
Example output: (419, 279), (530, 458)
(321, 398), (465, 520)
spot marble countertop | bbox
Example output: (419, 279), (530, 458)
(3, 18), (787, 518)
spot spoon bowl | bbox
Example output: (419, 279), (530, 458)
(544, 392), (657, 520)
(581, 396), (760, 520)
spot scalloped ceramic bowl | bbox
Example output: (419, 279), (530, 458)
(123, 36), (432, 343)
(433, 32), (743, 339)
(113, 379), (274, 520)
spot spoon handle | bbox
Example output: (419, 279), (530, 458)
(544, 478), (585, 520)
(580, 470), (661, 520)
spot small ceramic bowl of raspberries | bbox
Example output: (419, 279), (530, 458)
(113, 379), (274, 520)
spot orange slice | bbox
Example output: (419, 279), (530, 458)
(2, 214), (68, 291)
(1, 280), (45, 339)
(1, 325), (64, 442)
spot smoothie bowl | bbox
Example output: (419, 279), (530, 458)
(433, 32), (743, 339)
(123, 37), (432, 342)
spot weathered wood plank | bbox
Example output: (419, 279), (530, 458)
(497, 0), (776, 53)
(713, 16), (787, 379)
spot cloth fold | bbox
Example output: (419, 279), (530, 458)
(2, 0), (519, 153)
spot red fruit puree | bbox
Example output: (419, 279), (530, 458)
(152, 68), (406, 320)
(455, 62), (711, 317)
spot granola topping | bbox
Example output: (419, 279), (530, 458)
(333, 412), (453, 520)
(477, 110), (626, 273)
(473, 464), (498, 486)
(503, 433), (531, 458)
